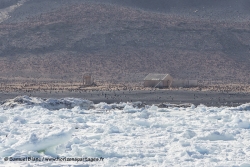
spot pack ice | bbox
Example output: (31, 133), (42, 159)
(0, 96), (250, 166)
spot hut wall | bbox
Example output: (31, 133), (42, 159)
(144, 80), (172, 88)
(172, 80), (185, 87)
(144, 80), (162, 87)
(162, 81), (170, 87)
(188, 80), (198, 87)
(163, 76), (173, 87)
(172, 79), (198, 87)
(143, 74), (173, 88)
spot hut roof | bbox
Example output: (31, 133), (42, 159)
(144, 73), (171, 81)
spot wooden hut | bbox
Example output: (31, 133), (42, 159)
(143, 73), (173, 88)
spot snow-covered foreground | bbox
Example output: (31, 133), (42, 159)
(0, 96), (250, 166)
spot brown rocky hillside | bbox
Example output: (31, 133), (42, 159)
(0, 2), (250, 83)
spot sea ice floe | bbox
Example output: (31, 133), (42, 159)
(0, 96), (250, 166)
(11, 128), (74, 153)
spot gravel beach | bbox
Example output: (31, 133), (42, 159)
(0, 89), (249, 107)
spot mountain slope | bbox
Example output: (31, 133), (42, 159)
(0, 2), (249, 83)
(3, 0), (250, 23)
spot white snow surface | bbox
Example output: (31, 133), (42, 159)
(0, 0), (27, 23)
(0, 96), (250, 166)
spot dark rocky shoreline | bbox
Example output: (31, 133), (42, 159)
(0, 89), (249, 107)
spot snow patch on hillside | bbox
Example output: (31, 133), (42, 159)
(0, 0), (27, 23)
